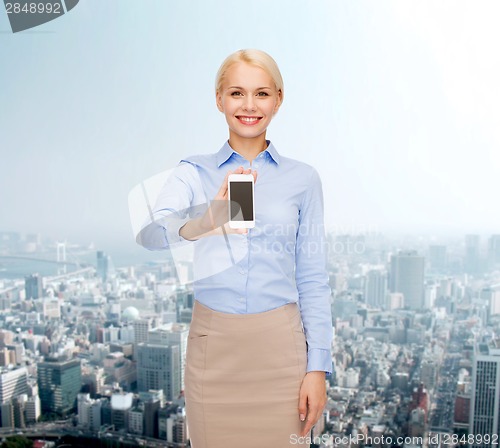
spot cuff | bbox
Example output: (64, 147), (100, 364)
(154, 213), (191, 246)
(306, 348), (333, 377)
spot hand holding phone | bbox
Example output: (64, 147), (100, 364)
(228, 173), (255, 229)
(180, 167), (257, 240)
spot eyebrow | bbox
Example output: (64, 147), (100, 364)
(227, 86), (273, 90)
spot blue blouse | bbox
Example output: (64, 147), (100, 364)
(137, 140), (333, 376)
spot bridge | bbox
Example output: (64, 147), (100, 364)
(0, 255), (90, 267)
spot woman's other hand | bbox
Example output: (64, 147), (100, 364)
(298, 371), (327, 437)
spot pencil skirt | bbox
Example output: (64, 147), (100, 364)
(185, 299), (309, 448)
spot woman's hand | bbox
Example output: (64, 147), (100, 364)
(180, 166), (257, 240)
(298, 371), (327, 437)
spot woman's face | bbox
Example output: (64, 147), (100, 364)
(216, 62), (282, 144)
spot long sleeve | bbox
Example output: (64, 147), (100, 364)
(135, 162), (203, 251)
(295, 167), (334, 376)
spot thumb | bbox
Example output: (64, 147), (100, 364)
(298, 390), (307, 422)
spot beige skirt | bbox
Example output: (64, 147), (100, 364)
(185, 299), (309, 448)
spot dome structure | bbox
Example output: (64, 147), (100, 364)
(122, 306), (140, 321)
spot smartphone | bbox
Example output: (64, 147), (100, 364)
(228, 174), (255, 229)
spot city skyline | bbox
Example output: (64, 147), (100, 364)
(1, 223), (500, 446)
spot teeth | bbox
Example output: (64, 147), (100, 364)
(240, 117), (259, 122)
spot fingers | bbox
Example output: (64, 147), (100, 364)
(299, 401), (325, 437)
(216, 166), (258, 200)
(216, 170), (232, 200)
(224, 222), (248, 235)
(199, 222), (248, 238)
(298, 383), (327, 437)
(298, 389), (307, 425)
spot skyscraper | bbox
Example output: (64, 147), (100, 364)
(96, 250), (114, 282)
(136, 343), (181, 401)
(428, 245), (447, 273)
(0, 367), (29, 404)
(389, 251), (425, 310)
(133, 317), (158, 345)
(488, 235), (500, 268)
(148, 323), (189, 390)
(364, 269), (388, 309)
(24, 274), (42, 300)
(470, 341), (500, 446)
(465, 234), (481, 274)
(38, 358), (82, 416)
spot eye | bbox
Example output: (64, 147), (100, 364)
(257, 92), (269, 96)
(231, 91), (243, 96)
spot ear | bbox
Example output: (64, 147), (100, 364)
(273, 89), (283, 114)
(216, 91), (224, 112)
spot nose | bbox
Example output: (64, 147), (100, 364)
(242, 96), (256, 112)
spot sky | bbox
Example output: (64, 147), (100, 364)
(1, 0), (499, 260)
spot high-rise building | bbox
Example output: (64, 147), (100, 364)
(454, 380), (471, 432)
(25, 395), (41, 423)
(96, 250), (115, 282)
(481, 287), (500, 319)
(144, 398), (160, 438)
(0, 348), (14, 367)
(128, 406), (144, 435)
(77, 393), (102, 431)
(12, 395), (26, 428)
(0, 402), (14, 428)
(428, 245), (447, 273)
(470, 341), (500, 446)
(488, 235), (500, 268)
(0, 367), (29, 404)
(0, 330), (15, 347)
(24, 274), (42, 300)
(158, 406), (188, 444)
(137, 343), (181, 401)
(96, 250), (108, 282)
(38, 358), (82, 416)
(364, 269), (387, 309)
(148, 323), (189, 391)
(389, 251), (425, 310)
(133, 318), (158, 345)
(110, 393), (133, 431)
(465, 234), (481, 274)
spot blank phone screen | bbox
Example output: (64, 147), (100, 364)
(229, 181), (254, 221)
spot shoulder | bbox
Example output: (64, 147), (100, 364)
(180, 152), (218, 169)
(278, 155), (321, 184)
(168, 152), (217, 183)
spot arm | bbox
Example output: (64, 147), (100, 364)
(135, 164), (256, 250)
(295, 167), (333, 436)
(135, 162), (200, 251)
(295, 167), (334, 376)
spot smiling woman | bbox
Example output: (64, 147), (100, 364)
(214, 50), (284, 158)
(136, 48), (333, 448)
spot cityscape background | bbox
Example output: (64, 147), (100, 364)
(1, 1), (500, 447)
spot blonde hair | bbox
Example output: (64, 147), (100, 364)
(215, 49), (284, 102)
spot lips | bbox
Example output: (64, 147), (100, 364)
(236, 116), (262, 125)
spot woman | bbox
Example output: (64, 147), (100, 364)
(138, 49), (333, 447)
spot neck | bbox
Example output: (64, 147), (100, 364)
(228, 132), (268, 162)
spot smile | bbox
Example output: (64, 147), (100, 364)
(236, 116), (262, 125)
